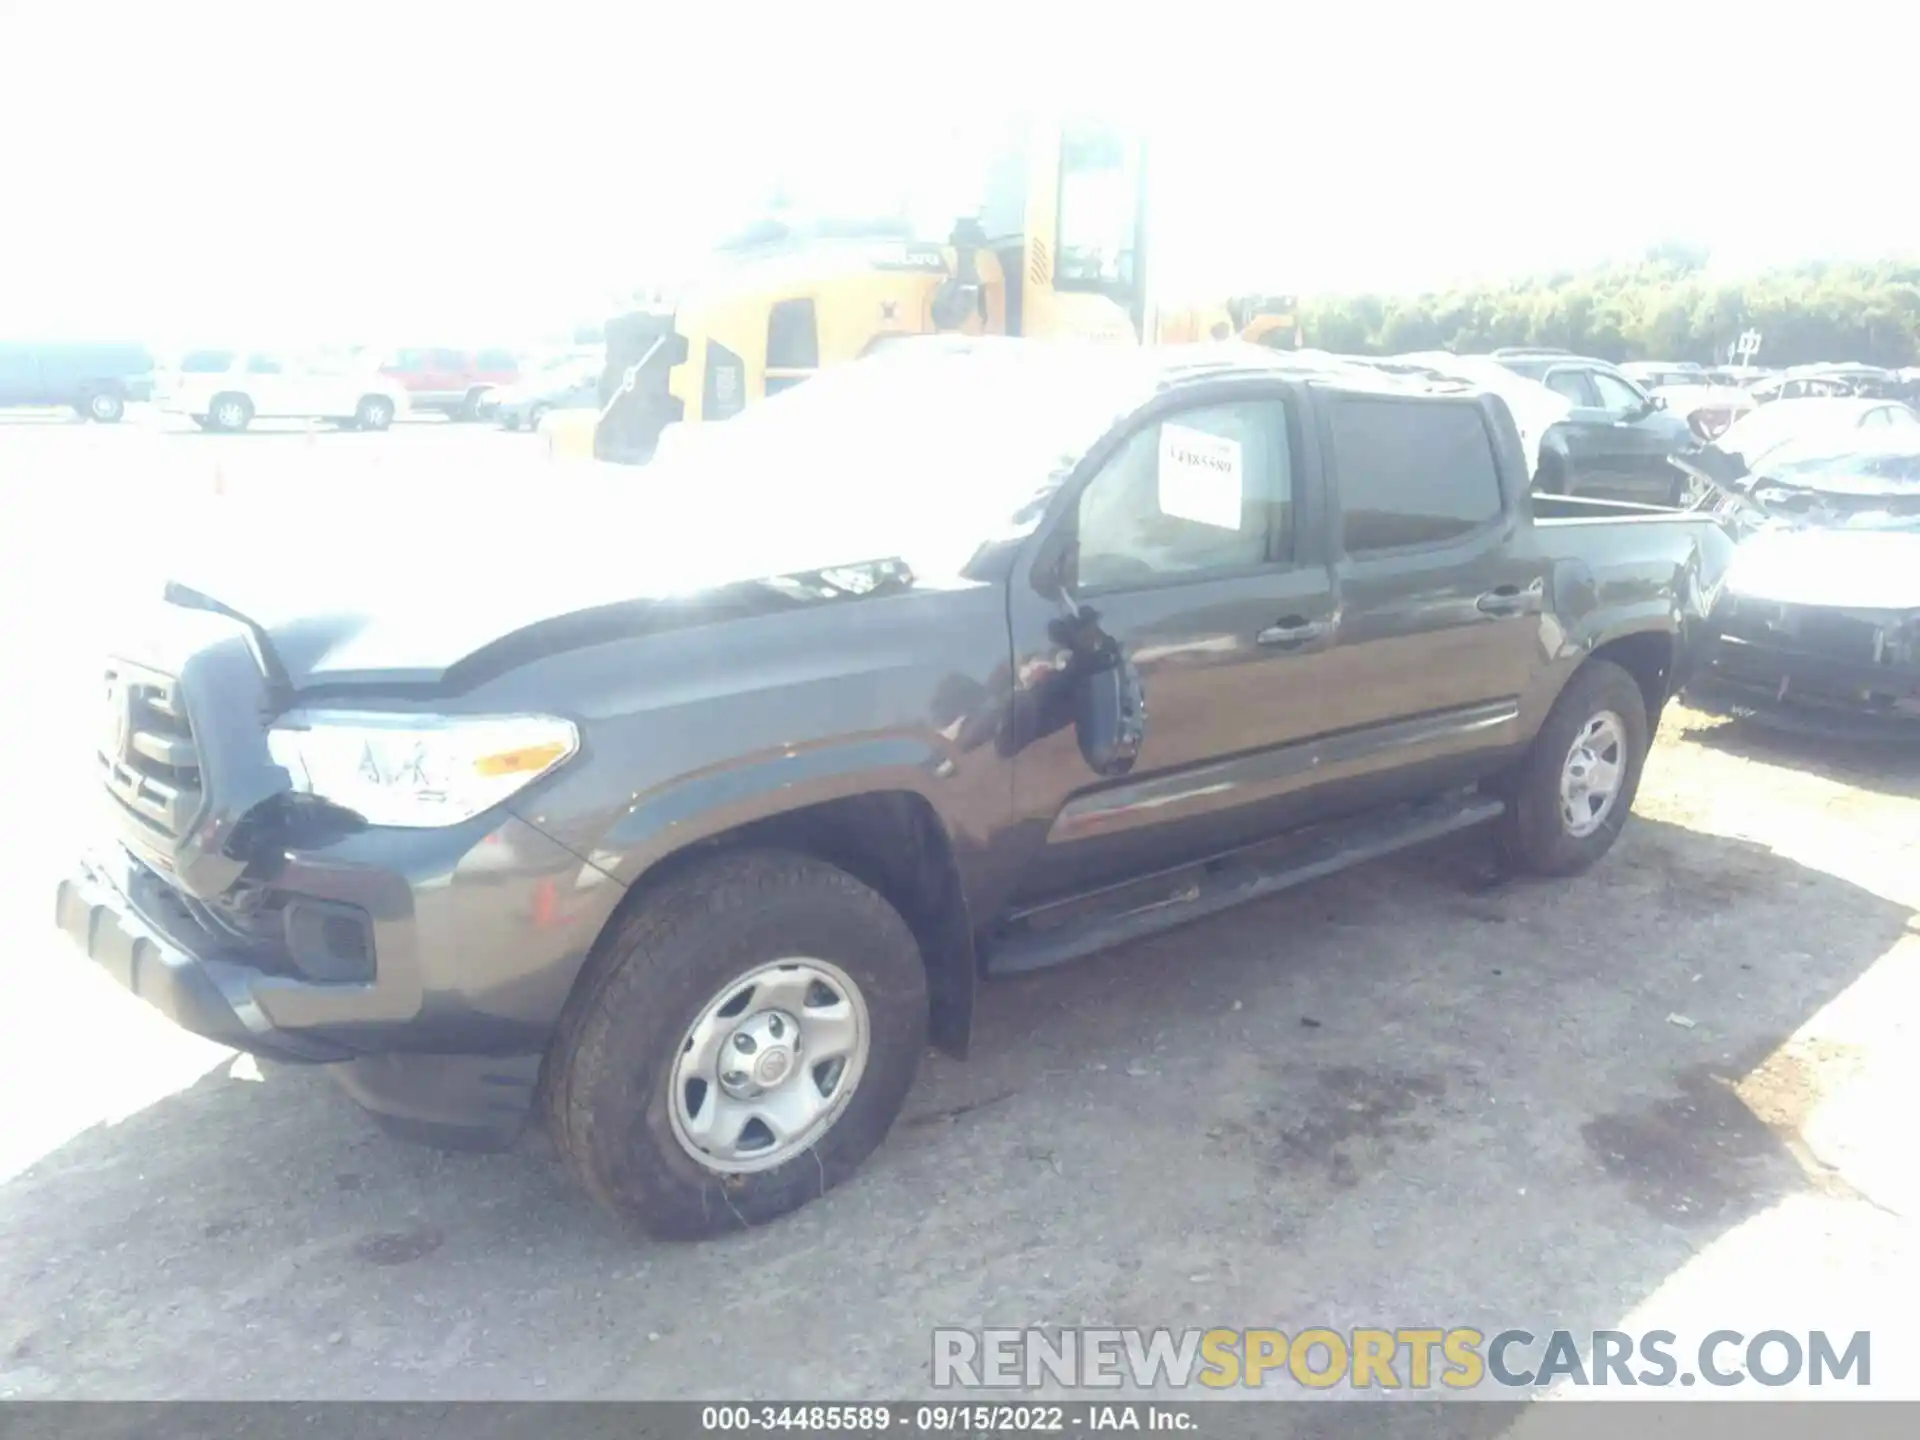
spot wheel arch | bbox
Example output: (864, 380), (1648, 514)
(570, 783), (978, 1061)
(1585, 628), (1675, 733)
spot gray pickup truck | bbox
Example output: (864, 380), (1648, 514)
(58, 340), (1736, 1239)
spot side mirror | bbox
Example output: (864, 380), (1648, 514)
(1074, 658), (1146, 777)
(1686, 411), (1720, 443)
(1649, 393), (1668, 410)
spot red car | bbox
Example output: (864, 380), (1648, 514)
(378, 346), (521, 420)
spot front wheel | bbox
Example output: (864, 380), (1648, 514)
(1494, 659), (1650, 877)
(547, 850), (928, 1240)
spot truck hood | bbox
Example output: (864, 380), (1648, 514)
(145, 453), (1000, 691)
(1722, 527), (1920, 610)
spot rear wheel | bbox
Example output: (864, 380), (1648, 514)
(1494, 659), (1650, 877)
(458, 386), (490, 421)
(527, 403), (548, 432)
(80, 390), (126, 423)
(208, 394), (253, 432)
(547, 850), (928, 1240)
(354, 395), (395, 431)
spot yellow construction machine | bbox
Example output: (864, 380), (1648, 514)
(553, 120), (1291, 463)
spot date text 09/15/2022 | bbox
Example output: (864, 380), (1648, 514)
(700, 1404), (1192, 1432)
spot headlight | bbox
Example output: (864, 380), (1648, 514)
(267, 711), (578, 828)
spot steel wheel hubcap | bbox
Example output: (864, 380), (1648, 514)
(1560, 709), (1627, 838)
(217, 402), (242, 425)
(668, 958), (869, 1174)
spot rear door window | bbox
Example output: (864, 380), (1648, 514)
(1330, 397), (1505, 555)
(476, 348), (517, 371)
(429, 347), (466, 371)
(180, 349), (235, 373)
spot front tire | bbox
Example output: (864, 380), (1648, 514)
(547, 850), (928, 1240)
(1494, 659), (1650, 877)
(354, 395), (395, 431)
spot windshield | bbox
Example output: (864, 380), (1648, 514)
(1054, 124), (1143, 296)
(639, 343), (1143, 566)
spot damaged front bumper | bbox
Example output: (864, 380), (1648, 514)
(1686, 600), (1920, 740)
(61, 622), (629, 1149)
(57, 806), (626, 1148)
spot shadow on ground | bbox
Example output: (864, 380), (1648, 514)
(2, 817), (1910, 1405)
(1673, 707), (1920, 801)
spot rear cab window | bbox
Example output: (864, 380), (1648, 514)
(1328, 395), (1505, 555)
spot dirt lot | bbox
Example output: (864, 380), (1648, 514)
(1, 411), (1916, 1406)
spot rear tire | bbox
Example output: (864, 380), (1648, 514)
(207, 394), (253, 432)
(354, 395), (395, 431)
(1494, 659), (1650, 877)
(547, 850), (928, 1240)
(80, 390), (126, 423)
(527, 403), (548, 432)
(458, 386), (489, 421)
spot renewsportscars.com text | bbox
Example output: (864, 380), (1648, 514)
(932, 1327), (1871, 1391)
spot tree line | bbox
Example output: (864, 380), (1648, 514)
(1297, 250), (1920, 368)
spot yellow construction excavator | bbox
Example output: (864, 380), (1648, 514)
(553, 120), (1293, 463)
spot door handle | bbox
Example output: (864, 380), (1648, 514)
(1256, 616), (1330, 648)
(1476, 586), (1529, 617)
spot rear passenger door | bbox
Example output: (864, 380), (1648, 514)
(1314, 394), (1547, 798)
(1538, 364), (1620, 496)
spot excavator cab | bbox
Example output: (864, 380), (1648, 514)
(560, 118), (1152, 464)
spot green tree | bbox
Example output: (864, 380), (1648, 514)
(1297, 257), (1919, 367)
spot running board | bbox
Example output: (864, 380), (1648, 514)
(983, 791), (1506, 977)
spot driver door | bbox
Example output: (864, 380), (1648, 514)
(1587, 368), (1681, 505)
(1005, 384), (1339, 903)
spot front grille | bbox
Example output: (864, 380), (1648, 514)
(98, 663), (204, 840)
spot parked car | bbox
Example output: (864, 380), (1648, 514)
(378, 346), (521, 419)
(0, 341), (154, 421)
(1715, 396), (1920, 467)
(159, 350), (409, 432)
(1488, 348), (1701, 505)
(58, 339), (1737, 1238)
(478, 355), (601, 430)
(1746, 364), (1902, 405)
(1676, 426), (1920, 738)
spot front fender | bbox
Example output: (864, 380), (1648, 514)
(581, 734), (961, 888)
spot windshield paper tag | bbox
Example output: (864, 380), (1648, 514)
(1158, 423), (1244, 530)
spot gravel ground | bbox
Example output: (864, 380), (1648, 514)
(1, 411), (1916, 1411)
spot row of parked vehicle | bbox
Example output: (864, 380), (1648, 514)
(1419, 348), (1920, 510)
(0, 340), (606, 433)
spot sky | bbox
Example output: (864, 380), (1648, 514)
(2, 1), (1914, 346)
